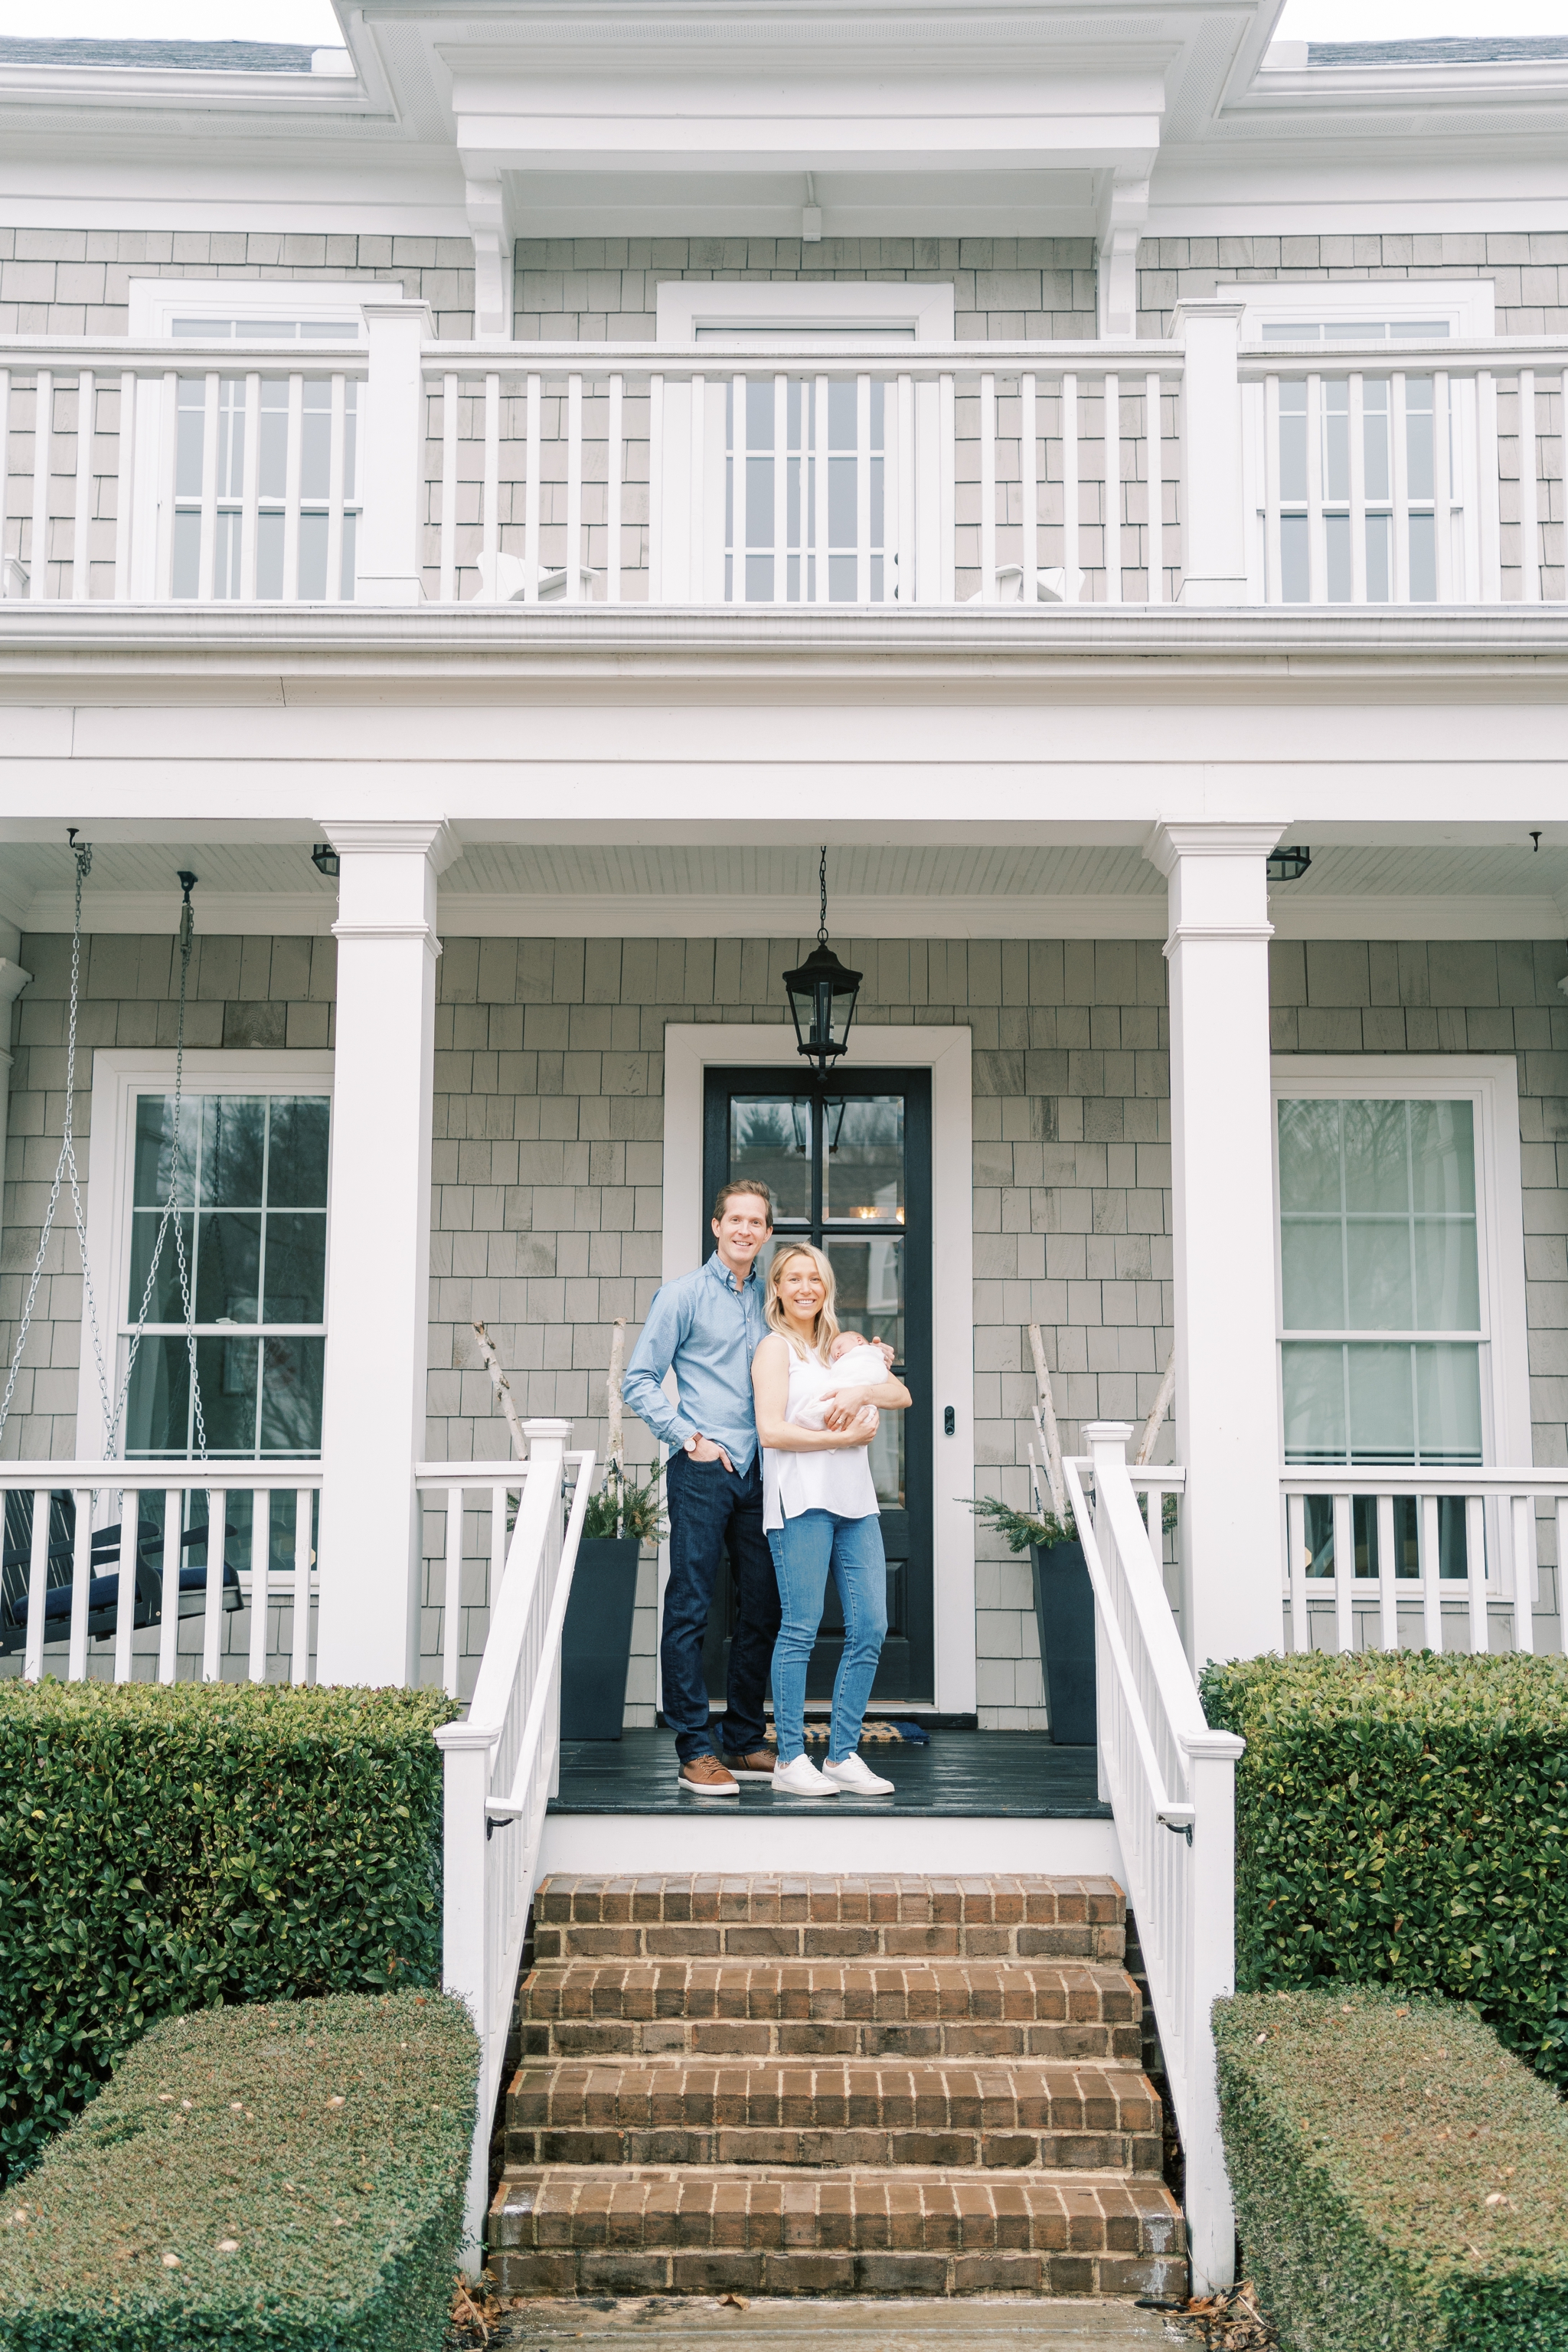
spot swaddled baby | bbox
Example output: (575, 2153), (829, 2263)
(789, 1330), (887, 1432)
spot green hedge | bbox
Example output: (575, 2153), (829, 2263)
(1200, 1651), (1568, 2086)
(0, 1680), (459, 2185)
(0, 1989), (478, 2352)
(1214, 1986), (1568, 2350)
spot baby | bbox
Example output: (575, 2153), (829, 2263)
(790, 1329), (888, 1432)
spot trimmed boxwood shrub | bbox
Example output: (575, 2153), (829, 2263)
(1214, 1986), (1568, 2350)
(1200, 1651), (1568, 2085)
(0, 1680), (459, 2184)
(0, 1989), (478, 2351)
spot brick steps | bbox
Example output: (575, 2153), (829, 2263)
(488, 2164), (1187, 2301)
(519, 1958), (1142, 2064)
(531, 1873), (1126, 1964)
(493, 1874), (1184, 2303)
(505, 2055), (1162, 2173)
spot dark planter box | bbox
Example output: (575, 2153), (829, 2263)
(560, 1536), (642, 1740)
(1030, 1539), (1097, 1746)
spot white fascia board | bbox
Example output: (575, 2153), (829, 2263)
(1148, 147), (1568, 237)
(0, 152), (468, 237)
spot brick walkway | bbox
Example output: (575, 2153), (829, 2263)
(491, 1875), (1187, 2304)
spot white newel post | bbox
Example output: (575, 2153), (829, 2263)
(1174, 301), (1248, 607)
(433, 1718), (494, 2274)
(1183, 1726), (1244, 2295)
(315, 819), (451, 1684)
(1147, 823), (1285, 1668)
(358, 300), (430, 606)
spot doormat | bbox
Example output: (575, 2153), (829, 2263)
(763, 1720), (931, 1746)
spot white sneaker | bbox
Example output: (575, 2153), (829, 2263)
(771, 1753), (841, 1798)
(823, 1753), (896, 1795)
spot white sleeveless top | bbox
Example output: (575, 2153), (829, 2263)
(761, 1344), (884, 1533)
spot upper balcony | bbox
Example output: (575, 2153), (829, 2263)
(1, 304), (1563, 622)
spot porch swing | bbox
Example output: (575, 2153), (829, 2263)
(0, 842), (240, 1655)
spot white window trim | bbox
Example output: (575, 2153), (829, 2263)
(76, 1048), (335, 1468)
(655, 279), (956, 348)
(127, 279), (369, 338)
(1238, 278), (1496, 344)
(661, 1022), (975, 1714)
(1269, 1054), (1530, 1470)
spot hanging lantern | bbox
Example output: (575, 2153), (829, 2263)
(782, 848), (861, 1076)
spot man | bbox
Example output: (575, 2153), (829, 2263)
(622, 1181), (781, 1794)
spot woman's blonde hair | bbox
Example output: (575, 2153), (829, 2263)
(764, 1242), (840, 1364)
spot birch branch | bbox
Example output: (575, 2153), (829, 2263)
(1134, 1352), (1177, 1468)
(472, 1321), (528, 1461)
(1026, 1321), (1067, 1521)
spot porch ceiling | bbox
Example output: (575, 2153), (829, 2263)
(6, 837), (1568, 945)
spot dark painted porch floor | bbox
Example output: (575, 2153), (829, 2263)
(550, 1730), (1109, 1819)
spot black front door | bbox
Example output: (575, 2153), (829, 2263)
(701, 1067), (933, 1704)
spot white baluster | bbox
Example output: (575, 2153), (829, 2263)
(648, 373), (664, 602)
(1102, 373), (1121, 603)
(69, 1490), (91, 1681)
(689, 372), (706, 604)
(202, 1488), (226, 1682)
(325, 372), (346, 603)
(113, 371), (139, 597)
(1477, 368), (1501, 602)
(1517, 369), (1540, 602)
(282, 374), (303, 600)
(1511, 1493), (1534, 1655)
(248, 1494), (270, 1684)
(1391, 372), (1410, 603)
(29, 369), (52, 600)
(1286, 1492), (1307, 1653)
(155, 368), (177, 599)
(1021, 372), (1037, 602)
(524, 373), (541, 596)
(72, 371), (95, 602)
(1144, 370), (1162, 603)
(23, 1487), (48, 1682)
(439, 371), (459, 603)
(979, 371), (996, 602)
(773, 372), (788, 607)
(1377, 1494), (1398, 1651)
(113, 1500), (137, 1683)
(606, 373), (622, 603)
(1433, 371), (1452, 603)
(158, 1492), (180, 1684)
(239, 373), (260, 602)
(291, 1487), (314, 1685)
(813, 375), (829, 604)
(897, 371), (915, 605)
(856, 373), (871, 605)
(1333, 1491), (1353, 1652)
(1263, 373), (1282, 604)
(491, 1482), (508, 1607)
(1349, 373), (1367, 603)
(1419, 1493), (1442, 1649)
(1305, 371), (1325, 604)
(564, 373), (583, 599)
(939, 371), (956, 603)
(196, 371), (219, 601)
(1061, 371), (1080, 594)
(482, 371), (500, 591)
(444, 1483), (465, 1699)
(1466, 1493), (1488, 1655)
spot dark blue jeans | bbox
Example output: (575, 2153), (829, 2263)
(661, 1449), (780, 1764)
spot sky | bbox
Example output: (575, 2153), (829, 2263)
(0, 0), (1563, 45)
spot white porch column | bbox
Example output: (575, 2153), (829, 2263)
(1146, 822), (1285, 1668)
(357, 301), (431, 606)
(315, 819), (452, 1685)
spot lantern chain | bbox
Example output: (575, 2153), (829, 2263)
(818, 846), (828, 945)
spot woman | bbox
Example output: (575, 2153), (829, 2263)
(751, 1243), (911, 1798)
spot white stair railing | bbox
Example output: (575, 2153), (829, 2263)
(1063, 1420), (1243, 2299)
(433, 1416), (594, 2268)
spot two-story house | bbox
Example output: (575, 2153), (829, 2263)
(1, 1), (1565, 2301)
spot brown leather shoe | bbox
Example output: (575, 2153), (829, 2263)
(678, 1754), (740, 1796)
(721, 1749), (779, 1779)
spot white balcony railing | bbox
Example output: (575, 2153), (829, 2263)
(1282, 1465), (1566, 1655)
(2, 309), (1560, 614)
(0, 1462), (320, 1683)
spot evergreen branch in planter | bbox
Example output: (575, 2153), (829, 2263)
(583, 1463), (667, 1546)
(965, 1495), (1079, 1553)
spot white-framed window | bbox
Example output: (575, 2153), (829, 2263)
(1271, 1056), (1530, 1475)
(79, 1051), (335, 1468)
(651, 281), (954, 604)
(1240, 282), (1494, 605)
(126, 281), (366, 602)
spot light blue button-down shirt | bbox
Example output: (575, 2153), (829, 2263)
(622, 1250), (770, 1472)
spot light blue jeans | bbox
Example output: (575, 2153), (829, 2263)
(766, 1508), (887, 1765)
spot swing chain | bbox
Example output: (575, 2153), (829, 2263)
(0, 847), (207, 1463)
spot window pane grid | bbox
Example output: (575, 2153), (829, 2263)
(724, 376), (887, 605)
(124, 1093), (328, 1462)
(1275, 373), (1454, 606)
(1278, 1096), (1483, 1468)
(172, 375), (360, 601)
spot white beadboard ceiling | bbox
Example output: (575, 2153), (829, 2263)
(5, 837), (1567, 941)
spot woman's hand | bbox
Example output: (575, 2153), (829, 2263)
(818, 1375), (912, 1430)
